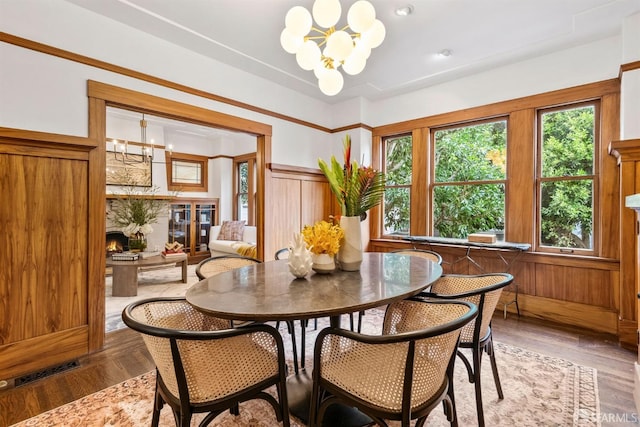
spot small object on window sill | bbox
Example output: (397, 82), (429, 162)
(468, 233), (496, 243)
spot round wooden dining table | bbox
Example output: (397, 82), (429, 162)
(186, 251), (443, 426)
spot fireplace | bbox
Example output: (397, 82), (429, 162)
(106, 231), (129, 256)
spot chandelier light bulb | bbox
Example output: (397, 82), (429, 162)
(280, 28), (303, 54)
(312, 0), (341, 28)
(361, 19), (385, 49)
(296, 40), (321, 70)
(342, 51), (366, 75)
(318, 68), (344, 96)
(285, 6), (312, 37)
(347, 0), (376, 33)
(353, 38), (372, 59)
(313, 63), (330, 80)
(325, 30), (354, 61)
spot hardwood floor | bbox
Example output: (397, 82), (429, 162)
(491, 314), (637, 426)
(0, 313), (636, 426)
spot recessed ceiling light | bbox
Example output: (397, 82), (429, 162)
(395, 5), (414, 16)
(438, 49), (453, 57)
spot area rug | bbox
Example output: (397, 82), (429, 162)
(13, 310), (600, 427)
(105, 264), (200, 332)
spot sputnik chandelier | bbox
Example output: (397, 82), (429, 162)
(280, 0), (386, 96)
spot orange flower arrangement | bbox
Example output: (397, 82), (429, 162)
(301, 220), (344, 256)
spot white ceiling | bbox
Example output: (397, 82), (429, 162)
(67, 0), (640, 103)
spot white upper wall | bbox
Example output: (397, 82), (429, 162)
(0, 0), (333, 128)
(621, 12), (640, 139)
(364, 36), (623, 127)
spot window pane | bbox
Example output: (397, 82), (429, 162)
(383, 187), (410, 236)
(385, 136), (412, 185)
(540, 180), (593, 249)
(383, 135), (412, 236)
(238, 194), (249, 222)
(433, 184), (505, 238)
(239, 162), (248, 192)
(541, 106), (594, 178)
(434, 121), (507, 182)
(172, 160), (202, 184)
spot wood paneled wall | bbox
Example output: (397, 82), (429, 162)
(0, 129), (104, 379)
(265, 164), (334, 260)
(609, 139), (640, 347)
(369, 240), (619, 335)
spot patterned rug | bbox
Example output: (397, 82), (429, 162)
(15, 309), (600, 427)
(105, 264), (200, 332)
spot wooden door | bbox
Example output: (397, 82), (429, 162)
(0, 129), (104, 380)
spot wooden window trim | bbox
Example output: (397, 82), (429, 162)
(381, 133), (413, 238)
(535, 100), (600, 256)
(429, 117), (508, 236)
(233, 153), (256, 225)
(165, 151), (209, 192)
(372, 79), (617, 259)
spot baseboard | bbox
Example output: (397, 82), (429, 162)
(498, 293), (618, 335)
(635, 363), (640, 415)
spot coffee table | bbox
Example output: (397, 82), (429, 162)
(107, 254), (188, 297)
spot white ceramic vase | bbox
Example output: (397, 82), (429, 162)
(311, 253), (336, 274)
(337, 215), (362, 271)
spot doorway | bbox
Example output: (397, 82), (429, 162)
(89, 80), (272, 341)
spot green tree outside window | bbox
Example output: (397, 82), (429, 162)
(433, 120), (507, 238)
(539, 105), (595, 249)
(383, 135), (412, 235)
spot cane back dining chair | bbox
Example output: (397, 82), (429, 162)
(391, 248), (443, 265)
(309, 299), (478, 427)
(122, 297), (290, 427)
(273, 247), (306, 374)
(195, 254), (262, 280)
(346, 248), (444, 333)
(274, 247), (322, 374)
(416, 273), (514, 427)
(195, 254), (262, 329)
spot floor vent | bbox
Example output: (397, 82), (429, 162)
(14, 360), (80, 387)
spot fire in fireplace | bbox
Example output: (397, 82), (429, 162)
(106, 231), (129, 256)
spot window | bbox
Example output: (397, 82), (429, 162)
(233, 154), (256, 225)
(237, 161), (249, 223)
(165, 152), (208, 192)
(432, 119), (507, 238)
(537, 102), (598, 253)
(382, 134), (412, 236)
(172, 160), (201, 184)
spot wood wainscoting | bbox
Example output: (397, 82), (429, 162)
(370, 240), (621, 340)
(0, 127), (105, 380)
(264, 164), (336, 259)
